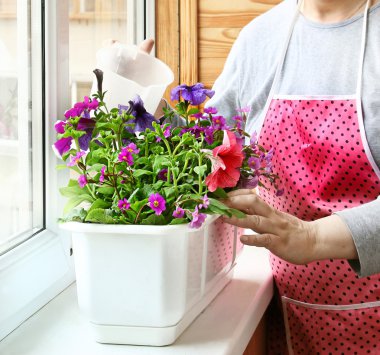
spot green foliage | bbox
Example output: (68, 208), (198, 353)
(55, 82), (281, 227)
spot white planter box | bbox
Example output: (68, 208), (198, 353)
(61, 216), (243, 346)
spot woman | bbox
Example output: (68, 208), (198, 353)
(207, 0), (380, 353)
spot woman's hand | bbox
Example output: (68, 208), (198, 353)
(222, 189), (358, 264)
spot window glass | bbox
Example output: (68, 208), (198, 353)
(0, 0), (43, 254)
(69, 0), (133, 103)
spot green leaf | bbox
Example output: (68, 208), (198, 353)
(85, 208), (115, 224)
(131, 198), (148, 213)
(153, 156), (170, 174)
(194, 164), (207, 176)
(228, 208), (246, 219)
(63, 194), (93, 215)
(96, 186), (115, 195)
(169, 218), (188, 225)
(88, 199), (112, 213)
(141, 214), (167, 225)
(133, 169), (153, 178)
(210, 188), (228, 199)
(60, 183), (85, 198)
(209, 198), (230, 210)
(187, 107), (199, 116)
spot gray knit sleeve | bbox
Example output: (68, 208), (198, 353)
(334, 196), (380, 277)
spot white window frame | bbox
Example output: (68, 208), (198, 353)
(0, 0), (151, 341)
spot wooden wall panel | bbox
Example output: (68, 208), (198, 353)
(156, 0), (281, 90)
(198, 0), (281, 88)
(155, 0), (180, 101)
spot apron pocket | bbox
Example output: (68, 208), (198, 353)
(281, 296), (380, 355)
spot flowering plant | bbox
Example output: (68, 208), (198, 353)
(54, 70), (281, 228)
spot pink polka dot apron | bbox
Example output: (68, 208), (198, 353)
(252, 1), (380, 354)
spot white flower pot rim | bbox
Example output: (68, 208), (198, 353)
(60, 214), (220, 235)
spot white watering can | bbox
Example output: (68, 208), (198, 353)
(92, 42), (174, 114)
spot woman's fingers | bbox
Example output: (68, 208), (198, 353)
(139, 39), (154, 54)
(240, 233), (277, 249)
(222, 214), (286, 236)
(223, 191), (276, 218)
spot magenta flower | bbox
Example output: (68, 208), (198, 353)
(118, 143), (139, 166)
(170, 83), (215, 106)
(78, 174), (87, 188)
(118, 150), (133, 165)
(118, 198), (130, 211)
(204, 107), (218, 114)
(172, 207), (185, 218)
(55, 121), (66, 134)
(64, 96), (98, 119)
(232, 115), (244, 129)
(67, 151), (86, 167)
(198, 195), (210, 210)
(99, 166), (106, 183)
(212, 115), (227, 129)
(248, 156), (261, 170)
(148, 193), (166, 215)
(125, 143), (140, 154)
(189, 207), (207, 229)
(156, 125), (171, 142)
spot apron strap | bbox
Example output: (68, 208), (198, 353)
(357, 0), (371, 98)
(250, 0), (371, 135)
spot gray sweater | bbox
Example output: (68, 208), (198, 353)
(206, 0), (380, 276)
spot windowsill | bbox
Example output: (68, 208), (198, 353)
(0, 247), (273, 355)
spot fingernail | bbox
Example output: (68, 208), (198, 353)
(241, 236), (248, 243)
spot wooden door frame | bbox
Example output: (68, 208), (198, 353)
(155, 0), (198, 100)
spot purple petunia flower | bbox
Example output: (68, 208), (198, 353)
(121, 95), (157, 132)
(55, 121), (66, 134)
(172, 207), (185, 218)
(99, 166), (106, 183)
(148, 193), (166, 215)
(118, 198), (131, 211)
(189, 207), (207, 229)
(78, 174), (87, 188)
(67, 151), (86, 167)
(157, 168), (169, 181)
(170, 83), (215, 106)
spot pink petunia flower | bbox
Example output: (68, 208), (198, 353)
(204, 130), (244, 192)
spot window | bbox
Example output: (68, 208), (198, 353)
(0, 0), (43, 255)
(0, 0), (152, 341)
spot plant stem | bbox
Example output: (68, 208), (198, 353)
(134, 204), (146, 224)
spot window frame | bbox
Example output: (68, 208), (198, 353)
(0, 0), (151, 341)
